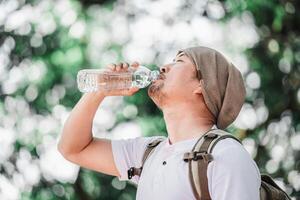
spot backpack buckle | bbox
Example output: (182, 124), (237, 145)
(193, 151), (206, 161)
(127, 167), (142, 180)
(193, 151), (213, 162)
(183, 151), (213, 163)
(127, 167), (135, 179)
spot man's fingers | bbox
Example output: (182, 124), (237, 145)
(108, 62), (139, 72)
(106, 61), (140, 75)
(108, 63), (116, 71)
(116, 63), (123, 72)
(123, 62), (129, 70)
(119, 62), (129, 72)
(131, 61), (140, 68)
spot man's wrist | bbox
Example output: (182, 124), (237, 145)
(82, 91), (105, 102)
(93, 91), (106, 99)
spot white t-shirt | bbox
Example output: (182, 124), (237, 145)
(111, 133), (261, 200)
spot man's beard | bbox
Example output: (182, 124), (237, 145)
(148, 82), (166, 107)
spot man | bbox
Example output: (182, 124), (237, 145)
(58, 46), (261, 200)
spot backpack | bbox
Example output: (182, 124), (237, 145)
(127, 128), (291, 200)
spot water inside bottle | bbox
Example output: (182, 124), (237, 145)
(77, 70), (133, 93)
(77, 67), (159, 93)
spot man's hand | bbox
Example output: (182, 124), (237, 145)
(95, 61), (141, 97)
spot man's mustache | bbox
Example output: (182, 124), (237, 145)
(158, 73), (166, 80)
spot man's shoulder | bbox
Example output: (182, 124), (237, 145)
(111, 135), (166, 151)
(208, 133), (255, 165)
(211, 136), (243, 155)
(210, 136), (260, 176)
(207, 136), (261, 200)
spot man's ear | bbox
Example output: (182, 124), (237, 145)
(193, 83), (202, 95)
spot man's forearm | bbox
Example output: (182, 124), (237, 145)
(58, 92), (105, 155)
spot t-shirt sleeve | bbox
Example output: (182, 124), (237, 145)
(111, 136), (164, 184)
(207, 138), (261, 200)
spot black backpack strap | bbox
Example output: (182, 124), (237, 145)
(127, 137), (165, 180)
(183, 128), (241, 200)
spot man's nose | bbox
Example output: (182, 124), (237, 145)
(159, 65), (170, 73)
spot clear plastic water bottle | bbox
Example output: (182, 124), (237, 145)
(77, 66), (160, 93)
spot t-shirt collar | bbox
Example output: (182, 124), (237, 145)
(164, 124), (217, 152)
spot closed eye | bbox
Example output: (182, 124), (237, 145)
(172, 58), (184, 62)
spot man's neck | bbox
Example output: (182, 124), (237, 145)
(162, 104), (215, 144)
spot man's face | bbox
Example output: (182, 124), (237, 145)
(148, 51), (199, 107)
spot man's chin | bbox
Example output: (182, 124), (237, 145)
(147, 83), (165, 107)
(148, 82), (162, 97)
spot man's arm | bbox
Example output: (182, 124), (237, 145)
(57, 92), (120, 176)
(57, 62), (139, 177)
(208, 139), (261, 200)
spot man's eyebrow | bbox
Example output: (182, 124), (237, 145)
(172, 53), (185, 62)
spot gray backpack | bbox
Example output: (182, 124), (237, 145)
(127, 128), (291, 200)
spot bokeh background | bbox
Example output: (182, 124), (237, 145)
(0, 0), (299, 199)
